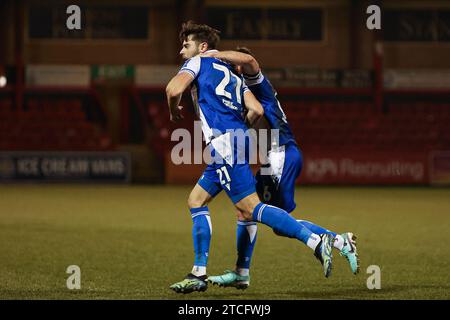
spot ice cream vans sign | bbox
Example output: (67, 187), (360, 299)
(0, 152), (130, 182)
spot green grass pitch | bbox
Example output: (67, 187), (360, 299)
(0, 184), (449, 299)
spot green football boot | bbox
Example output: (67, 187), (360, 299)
(169, 273), (208, 294)
(314, 233), (335, 278)
(339, 232), (360, 275)
(207, 270), (250, 290)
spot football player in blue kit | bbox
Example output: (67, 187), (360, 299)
(166, 22), (335, 294)
(204, 48), (360, 289)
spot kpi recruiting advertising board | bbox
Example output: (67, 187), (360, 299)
(164, 150), (450, 186)
(301, 151), (428, 185)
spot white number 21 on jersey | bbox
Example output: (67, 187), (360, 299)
(216, 166), (231, 190)
(212, 63), (243, 104)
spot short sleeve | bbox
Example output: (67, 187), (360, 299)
(178, 56), (201, 79)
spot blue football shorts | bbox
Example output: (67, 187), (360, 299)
(255, 142), (303, 213)
(197, 136), (256, 204)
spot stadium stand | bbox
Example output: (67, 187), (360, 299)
(131, 94), (450, 159)
(0, 93), (113, 151)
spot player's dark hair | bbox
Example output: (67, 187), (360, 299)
(236, 46), (255, 57)
(179, 21), (221, 50)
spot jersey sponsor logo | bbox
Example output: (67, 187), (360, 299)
(222, 98), (239, 110)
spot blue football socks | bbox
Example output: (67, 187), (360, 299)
(190, 207), (212, 267)
(236, 221), (258, 269)
(297, 219), (337, 237)
(252, 203), (313, 244)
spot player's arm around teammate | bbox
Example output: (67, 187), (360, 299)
(203, 50), (260, 75)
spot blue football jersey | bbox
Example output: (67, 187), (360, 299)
(179, 51), (249, 145)
(244, 71), (296, 147)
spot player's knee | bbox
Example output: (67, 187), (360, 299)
(239, 209), (253, 221)
(236, 210), (246, 221)
(187, 196), (205, 209)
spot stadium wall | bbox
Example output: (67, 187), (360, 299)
(1, 0), (448, 69)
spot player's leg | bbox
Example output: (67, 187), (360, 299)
(229, 161), (334, 277)
(281, 144), (360, 274)
(218, 166), (274, 285)
(273, 144), (341, 240)
(213, 159), (333, 278)
(208, 209), (255, 289)
(295, 217), (359, 274)
(170, 168), (221, 293)
(235, 192), (334, 278)
(187, 183), (215, 276)
(211, 164), (280, 289)
(207, 159), (333, 286)
(206, 160), (260, 288)
(256, 144), (336, 268)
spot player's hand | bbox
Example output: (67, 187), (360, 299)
(170, 105), (184, 123)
